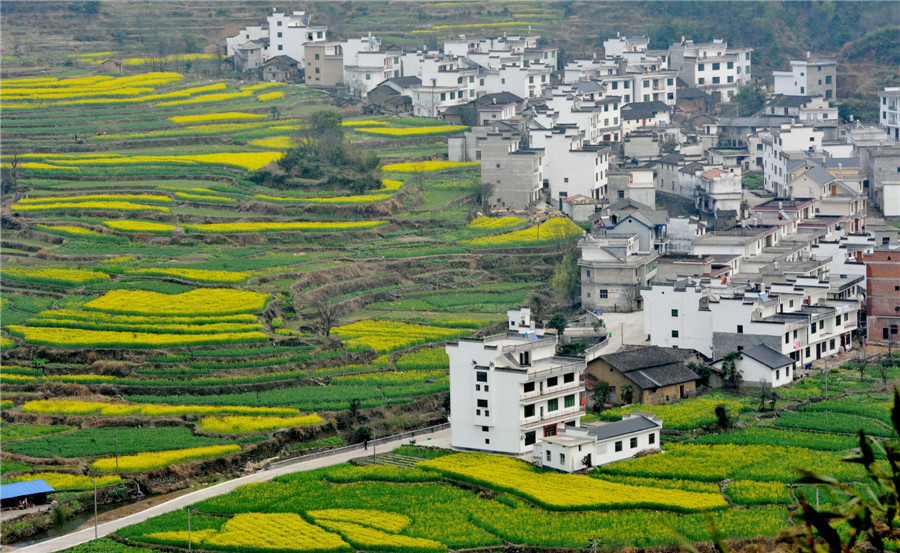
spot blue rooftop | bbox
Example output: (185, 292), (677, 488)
(0, 479), (55, 500)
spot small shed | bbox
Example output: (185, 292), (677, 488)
(100, 58), (123, 74)
(0, 479), (55, 509)
(712, 344), (795, 388)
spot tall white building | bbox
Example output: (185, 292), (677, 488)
(760, 124), (824, 195)
(668, 38), (752, 101)
(773, 56), (836, 99)
(267, 10), (327, 63)
(446, 308), (586, 455)
(880, 87), (900, 142)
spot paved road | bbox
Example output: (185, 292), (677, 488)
(589, 310), (647, 357)
(10, 428), (452, 553)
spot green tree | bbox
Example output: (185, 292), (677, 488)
(591, 380), (612, 409)
(733, 83), (766, 116)
(548, 313), (568, 336)
(551, 254), (580, 304)
(721, 351), (742, 390)
(620, 384), (635, 405)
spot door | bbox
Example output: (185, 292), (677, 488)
(816, 342), (821, 360)
(679, 385), (685, 399)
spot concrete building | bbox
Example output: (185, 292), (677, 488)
(695, 167), (743, 217)
(304, 42), (343, 86)
(761, 124), (824, 195)
(405, 53), (480, 117)
(591, 198), (669, 254)
(478, 130), (543, 208)
(668, 216), (708, 253)
(530, 125), (610, 203)
(446, 308), (586, 455)
(539, 413), (662, 473)
(773, 56), (837, 99)
(861, 145), (900, 217)
(881, 87), (900, 142)
(578, 232), (659, 312)
(864, 248), (900, 344)
(764, 96), (838, 124)
(267, 10), (326, 63)
(668, 38), (752, 102)
(621, 101), (672, 135)
(226, 24), (268, 56)
(711, 343), (795, 388)
(585, 346), (700, 405)
(642, 279), (859, 367)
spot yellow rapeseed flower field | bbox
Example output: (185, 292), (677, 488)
(463, 217), (583, 246)
(12, 152), (283, 172)
(124, 268), (251, 283)
(173, 192), (238, 204)
(22, 399), (299, 417)
(307, 509), (412, 533)
(1, 267), (110, 286)
(202, 513), (350, 551)
(248, 136), (295, 149)
(158, 91), (253, 107)
(84, 288), (270, 315)
(6, 472), (124, 490)
(242, 82), (285, 91)
(18, 194), (173, 204)
(34, 224), (106, 237)
(11, 201), (170, 213)
(181, 221), (388, 234)
(254, 193), (393, 205)
(91, 444), (240, 472)
(468, 216), (528, 231)
(103, 220), (176, 233)
(199, 414), (324, 434)
(6, 326), (268, 348)
(356, 125), (468, 137)
(341, 120), (389, 127)
(168, 111), (266, 124)
(382, 160), (480, 172)
(380, 179), (403, 191)
(257, 91), (284, 101)
(332, 320), (471, 353)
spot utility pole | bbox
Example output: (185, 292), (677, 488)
(620, 322), (624, 347)
(115, 433), (119, 473)
(187, 508), (192, 551)
(372, 431), (376, 463)
(93, 478), (98, 539)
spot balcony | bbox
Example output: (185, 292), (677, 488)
(521, 380), (583, 402)
(521, 406), (585, 429)
(524, 359), (584, 382)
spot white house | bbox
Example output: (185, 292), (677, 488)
(530, 125), (609, 202)
(712, 343), (794, 388)
(267, 10), (326, 63)
(538, 413), (662, 473)
(761, 124), (824, 195)
(226, 25), (268, 56)
(668, 38), (752, 101)
(880, 87), (900, 142)
(773, 56), (836, 99)
(446, 308), (586, 455)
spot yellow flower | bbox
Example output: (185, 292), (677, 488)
(18, 194), (172, 204)
(124, 268), (250, 283)
(463, 217), (582, 246)
(6, 472), (123, 490)
(103, 220), (176, 233)
(158, 91), (253, 107)
(249, 136), (295, 149)
(22, 399), (299, 417)
(382, 160), (479, 172)
(257, 90), (284, 101)
(199, 414), (323, 434)
(203, 513), (349, 551)
(341, 120), (389, 127)
(181, 221), (387, 234)
(356, 125), (468, 137)
(1, 267), (110, 286)
(242, 82), (285, 91)
(91, 445), (240, 472)
(11, 201), (170, 213)
(332, 320), (472, 353)
(84, 288), (270, 315)
(254, 193), (393, 205)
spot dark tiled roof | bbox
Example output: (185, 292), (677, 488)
(621, 100), (671, 120)
(587, 416), (660, 440)
(768, 94), (813, 108)
(739, 344), (794, 369)
(599, 346), (700, 388)
(677, 87), (709, 100)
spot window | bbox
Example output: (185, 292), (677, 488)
(819, 320), (824, 331)
(477, 399), (488, 408)
(524, 431), (536, 446)
(547, 377), (558, 388)
(737, 325), (743, 334)
(727, 76), (734, 83)
(727, 61), (734, 69)
(630, 437), (638, 448)
(547, 399), (558, 412)
(745, 53), (751, 60)
(672, 330), (679, 338)
(776, 370), (780, 380)
(278, 45), (283, 51)
(315, 67), (320, 74)
(524, 404), (535, 417)
(712, 76), (720, 84)
(615, 441), (623, 452)
(565, 395), (575, 408)
(277, 32), (282, 38)
(475, 384), (480, 391)
(546, 450), (551, 461)
(667, 78), (673, 86)
(830, 339), (835, 350)
(559, 453), (565, 464)
(599, 290), (608, 299)
(698, 78), (705, 85)
(482, 426), (489, 432)
(612, 81), (618, 89)
(643, 80), (650, 87)
(524, 382), (535, 393)
(649, 433), (656, 444)
(586, 270), (591, 277)
(277, 20), (282, 26)
(672, 309), (678, 317)
(810, 324), (816, 334)
(624, 81), (630, 88)
(712, 62), (720, 70)
(564, 372), (575, 383)
(476, 371), (488, 382)
(440, 93), (446, 101)
(698, 63), (705, 71)
(786, 333), (790, 344)
(836, 316), (841, 327)
(844, 313), (849, 322)
(475, 151), (481, 161)
(366, 74), (371, 80)
(826, 75), (832, 84)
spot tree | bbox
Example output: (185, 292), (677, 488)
(345, 75), (369, 99)
(548, 313), (568, 336)
(756, 381), (775, 412)
(620, 384), (635, 405)
(1, 153), (20, 195)
(687, 361), (712, 386)
(551, 254), (580, 305)
(477, 181), (495, 212)
(714, 404), (732, 429)
(309, 298), (340, 337)
(353, 425), (373, 444)
(853, 349), (870, 382)
(720, 351), (743, 390)
(591, 380), (612, 409)
(348, 398), (361, 420)
(733, 83), (766, 116)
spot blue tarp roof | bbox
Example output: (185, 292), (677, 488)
(0, 479), (55, 500)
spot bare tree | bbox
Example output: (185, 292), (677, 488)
(757, 381), (775, 411)
(345, 75), (369, 99)
(414, 89), (441, 119)
(853, 349), (870, 382)
(309, 298), (340, 337)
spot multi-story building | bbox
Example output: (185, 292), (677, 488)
(226, 24), (268, 56)
(304, 42), (343, 86)
(478, 130), (543, 208)
(880, 87), (900, 142)
(266, 10), (326, 63)
(579, 232), (659, 312)
(773, 56), (837, 99)
(668, 38), (752, 102)
(760, 124), (824, 195)
(695, 167), (743, 216)
(529, 125), (609, 202)
(446, 308), (586, 455)
(642, 279), (859, 366)
(864, 248), (900, 344)
(404, 53), (480, 117)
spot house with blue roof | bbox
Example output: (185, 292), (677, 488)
(0, 479), (55, 509)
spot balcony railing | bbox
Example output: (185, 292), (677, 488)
(521, 380), (583, 402)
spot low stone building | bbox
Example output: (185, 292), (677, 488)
(585, 346), (701, 406)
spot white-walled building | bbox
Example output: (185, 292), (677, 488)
(342, 38), (403, 96)
(880, 87), (900, 142)
(579, 232), (659, 312)
(539, 413), (662, 473)
(773, 56), (836, 99)
(642, 279), (859, 367)
(267, 10), (326, 63)
(404, 53), (480, 117)
(761, 124), (824, 195)
(712, 344), (795, 388)
(529, 125), (610, 202)
(226, 25), (268, 56)
(447, 308), (586, 455)
(668, 38), (752, 101)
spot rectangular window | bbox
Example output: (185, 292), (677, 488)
(524, 404), (535, 417)
(546, 450), (551, 461)
(440, 93), (446, 101)
(476, 371), (488, 382)
(482, 426), (489, 432)
(599, 290), (608, 299)
(698, 63), (705, 71)
(836, 317), (841, 327)
(277, 32), (283, 38)
(698, 78), (705, 85)
(624, 81), (629, 88)
(810, 324), (816, 334)
(547, 377), (558, 387)
(712, 76), (720, 84)
(776, 370), (780, 380)
(727, 61), (734, 69)
(737, 325), (743, 334)
(564, 372), (575, 383)
(525, 431), (536, 446)
(615, 441), (623, 452)
(564, 395), (575, 408)
(278, 45), (283, 51)
(844, 313), (848, 322)
(477, 399), (488, 408)
(366, 74), (371, 80)
(819, 320), (824, 331)
(672, 330), (679, 338)
(586, 270), (591, 277)
(667, 78), (673, 86)
(630, 437), (638, 448)
(560, 453), (565, 464)
(826, 75), (832, 84)
(712, 63), (720, 70)
(649, 433), (655, 444)
(475, 384), (480, 391)
(524, 382), (535, 393)
(785, 333), (790, 344)
(547, 399), (558, 412)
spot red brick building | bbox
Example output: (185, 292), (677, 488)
(865, 248), (900, 343)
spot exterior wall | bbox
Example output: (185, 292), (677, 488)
(866, 250), (900, 344)
(305, 43), (344, 86)
(479, 134), (542, 208)
(640, 381), (695, 405)
(581, 266), (642, 312)
(774, 60), (836, 99)
(226, 25), (267, 56)
(733, 356), (793, 388)
(542, 427), (660, 473)
(267, 11), (325, 63)
(880, 88), (900, 142)
(864, 148), (900, 217)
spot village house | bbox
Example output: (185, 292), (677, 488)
(578, 231), (659, 312)
(668, 38), (752, 102)
(304, 42), (343, 86)
(446, 308), (586, 455)
(621, 101), (672, 135)
(881, 87), (900, 142)
(590, 198), (669, 254)
(529, 124), (610, 204)
(478, 129), (543, 208)
(711, 343), (795, 388)
(864, 247), (900, 344)
(773, 55), (837, 99)
(586, 346), (702, 406)
(538, 413), (662, 473)
(261, 55), (302, 82)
